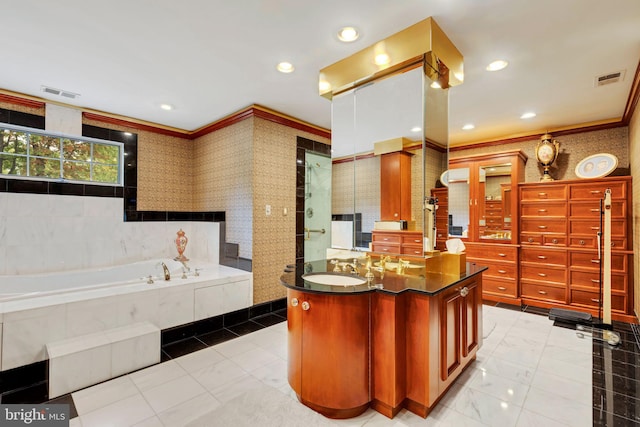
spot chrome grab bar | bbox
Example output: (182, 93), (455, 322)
(304, 227), (326, 240)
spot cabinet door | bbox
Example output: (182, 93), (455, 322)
(380, 152), (412, 221)
(461, 280), (480, 357)
(287, 290), (303, 394)
(439, 288), (461, 381)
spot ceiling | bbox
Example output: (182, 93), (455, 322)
(2, 0), (639, 146)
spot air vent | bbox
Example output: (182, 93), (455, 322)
(594, 70), (625, 87)
(41, 85), (80, 99)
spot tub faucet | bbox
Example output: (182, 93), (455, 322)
(161, 262), (171, 281)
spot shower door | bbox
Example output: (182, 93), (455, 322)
(304, 152), (332, 262)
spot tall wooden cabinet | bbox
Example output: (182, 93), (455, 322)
(447, 150), (527, 304)
(380, 152), (412, 221)
(430, 188), (448, 251)
(519, 176), (634, 318)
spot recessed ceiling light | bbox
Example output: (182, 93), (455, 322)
(462, 124), (475, 130)
(160, 104), (173, 111)
(520, 112), (536, 119)
(486, 60), (509, 71)
(374, 53), (390, 66)
(277, 62), (295, 73)
(411, 127), (422, 133)
(337, 27), (359, 42)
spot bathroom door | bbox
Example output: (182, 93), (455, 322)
(304, 152), (332, 262)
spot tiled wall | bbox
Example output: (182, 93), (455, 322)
(629, 107), (639, 319)
(450, 127), (629, 183)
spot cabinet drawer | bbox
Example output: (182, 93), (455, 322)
(569, 219), (626, 236)
(521, 282), (566, 303)
(464, 244), (517, 261)
(482, 262), (517, 280)
(570, 290), (626, 312)
(371, 243), (401, 253)
(569, 236), (627, 250)
(569, 200), (626, 218)
(520, 247), (567, 266)
(569, 252), (628, 272)
(521, 218), (567, 234)
(520, 202), (567, 217)
(569, 181), (626, 200)
(520, 185), (567, 201)
(521, 265), (566, 284)
(401, 245), (424, 256)
(372, 234), (401, 244)
(483, 278), (517, 297)
(485, 202), (502, 211)
(521, 234), (566, 246)
(402, 234), (424, 245)
(569, 270), (627, 291)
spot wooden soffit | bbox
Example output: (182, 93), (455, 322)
(319, 17), (464, 99)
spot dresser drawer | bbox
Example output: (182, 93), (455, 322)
(569, 200), (626, 218)
(521, 185), (567, 201)
(371, 243), (401, 253)
(569, 236), (627, 250)
(483, 278), (517, 298)
(569, 181), (626, 200)
(569, 270), (627, 291)
(520, 247), (567, 266)
(569, 219), (626, 236)
(520, 202), (567, 217)
(372, 233), (401, 244)
(521, 265), (566, 284)
(521, 282), (566, 303)
(521, 218), (567, 234)
(485, 202), (502, 211)
(521, 234), (566, 246)
(464, 243), (517, 261)
(479, 262), (517, 280)
(570, 290), (626, 312)
(401, 246), (424, 256)
(569, 252), (628, 272)
(402, 234), (423, 245)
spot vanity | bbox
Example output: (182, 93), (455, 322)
(280, 256), (485, 419)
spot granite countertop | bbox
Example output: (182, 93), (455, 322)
(280, 258), (486, 296)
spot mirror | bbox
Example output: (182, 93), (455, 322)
(330, 66), (448, 255)
(479, 163), (512, 241)
(447, 168), (470, 238)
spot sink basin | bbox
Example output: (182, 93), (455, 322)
(302, 273), (367, 286)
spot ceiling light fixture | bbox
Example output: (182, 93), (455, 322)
(520, 112), (536, 119)
(277, 62), (295, 73)
(486, 60), (508, 72)
(160, 104), (173, 111)
(430, 81), (441, 89)
(462, 124), (475, 130)
(337, 26), (359, 42)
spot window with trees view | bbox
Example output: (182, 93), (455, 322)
(1, 124), (122, 185)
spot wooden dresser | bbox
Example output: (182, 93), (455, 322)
(518, 176), (634, 319)
(371, 230), (423, 255)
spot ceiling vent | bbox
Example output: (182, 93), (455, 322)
(41, 85), (80, 100)
(594, 70), (625, 87)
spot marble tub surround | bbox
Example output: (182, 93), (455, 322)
(0, 263), (252, 371)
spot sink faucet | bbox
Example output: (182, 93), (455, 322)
(396, 258), (410, 275)
(160, 262), (171, 281)
(342, 259), (360, 275)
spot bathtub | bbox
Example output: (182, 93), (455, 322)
(0, 258), (191, 301)
(0, 258), (253, 371)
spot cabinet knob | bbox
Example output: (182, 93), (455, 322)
(591, 298), (600, 303)
(538, 225), (547, 229)
(394, 213), (399, 217)
(579, 240), (585, 246)
(497, 286), (507, 291)
(460, 287), (469, 297)
(528, 238), (534, 243)
(498, 269), (507, 274)
(538, 290), (547, 295)
(291, 298), (299, 307)
(498, 253), (506, 257)
(301, 301), (310, 311)
(591, 279), (600, 284)
(552, 239), (559, 244)
(537, 255), (547, 259)
(538, 273), (547, 277)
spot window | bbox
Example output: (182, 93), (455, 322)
(0, 124), (123, 185)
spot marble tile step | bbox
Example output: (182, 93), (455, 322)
(46, 322), (160, 399)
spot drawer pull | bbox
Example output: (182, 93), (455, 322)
(538, 192), (547, 197)
(579, 240), (585, 246)
(498, 270), (507, 274)
(538, 209), (547, 213)
(498, 253), (506, 257)
(414, 239), (421, 243)
(590, 190), (602, 195)
(497, 286), (507, 291)
(538, 290), (547, 295)
(590, 209), (599, 213)
(528, 238), (534, 243)
(383, 238), (389, 241)
(591, 279), (600, 284)
(611, 242), (616, 247)
(538, 273), (547, 277)
(590, 227), (599, 231)
(591, 298), (600, 303)
(382, 248), (389, 252)
(413, 251), (421, 254)
(552, 239), (559, 244)
(591, 259), (600, 264)
(538, 225), (548, 229)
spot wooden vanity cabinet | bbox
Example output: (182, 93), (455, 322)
(519, 176), (634, 318)
(371, 230), (423, 255)
(380, 152), (412, 221)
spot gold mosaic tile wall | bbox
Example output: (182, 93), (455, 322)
(193, 118), (254, 260)
(252, 118), (330, 303)
(629, 107), (639, 319)
(0, 101), (44, 116)
(450, 127), (629, 183)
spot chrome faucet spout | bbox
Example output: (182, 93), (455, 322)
(161, 262), (171, 281)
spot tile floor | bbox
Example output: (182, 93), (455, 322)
(60, 303), (610, 426)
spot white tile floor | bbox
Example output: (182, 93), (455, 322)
(69, 305), (592, 427)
